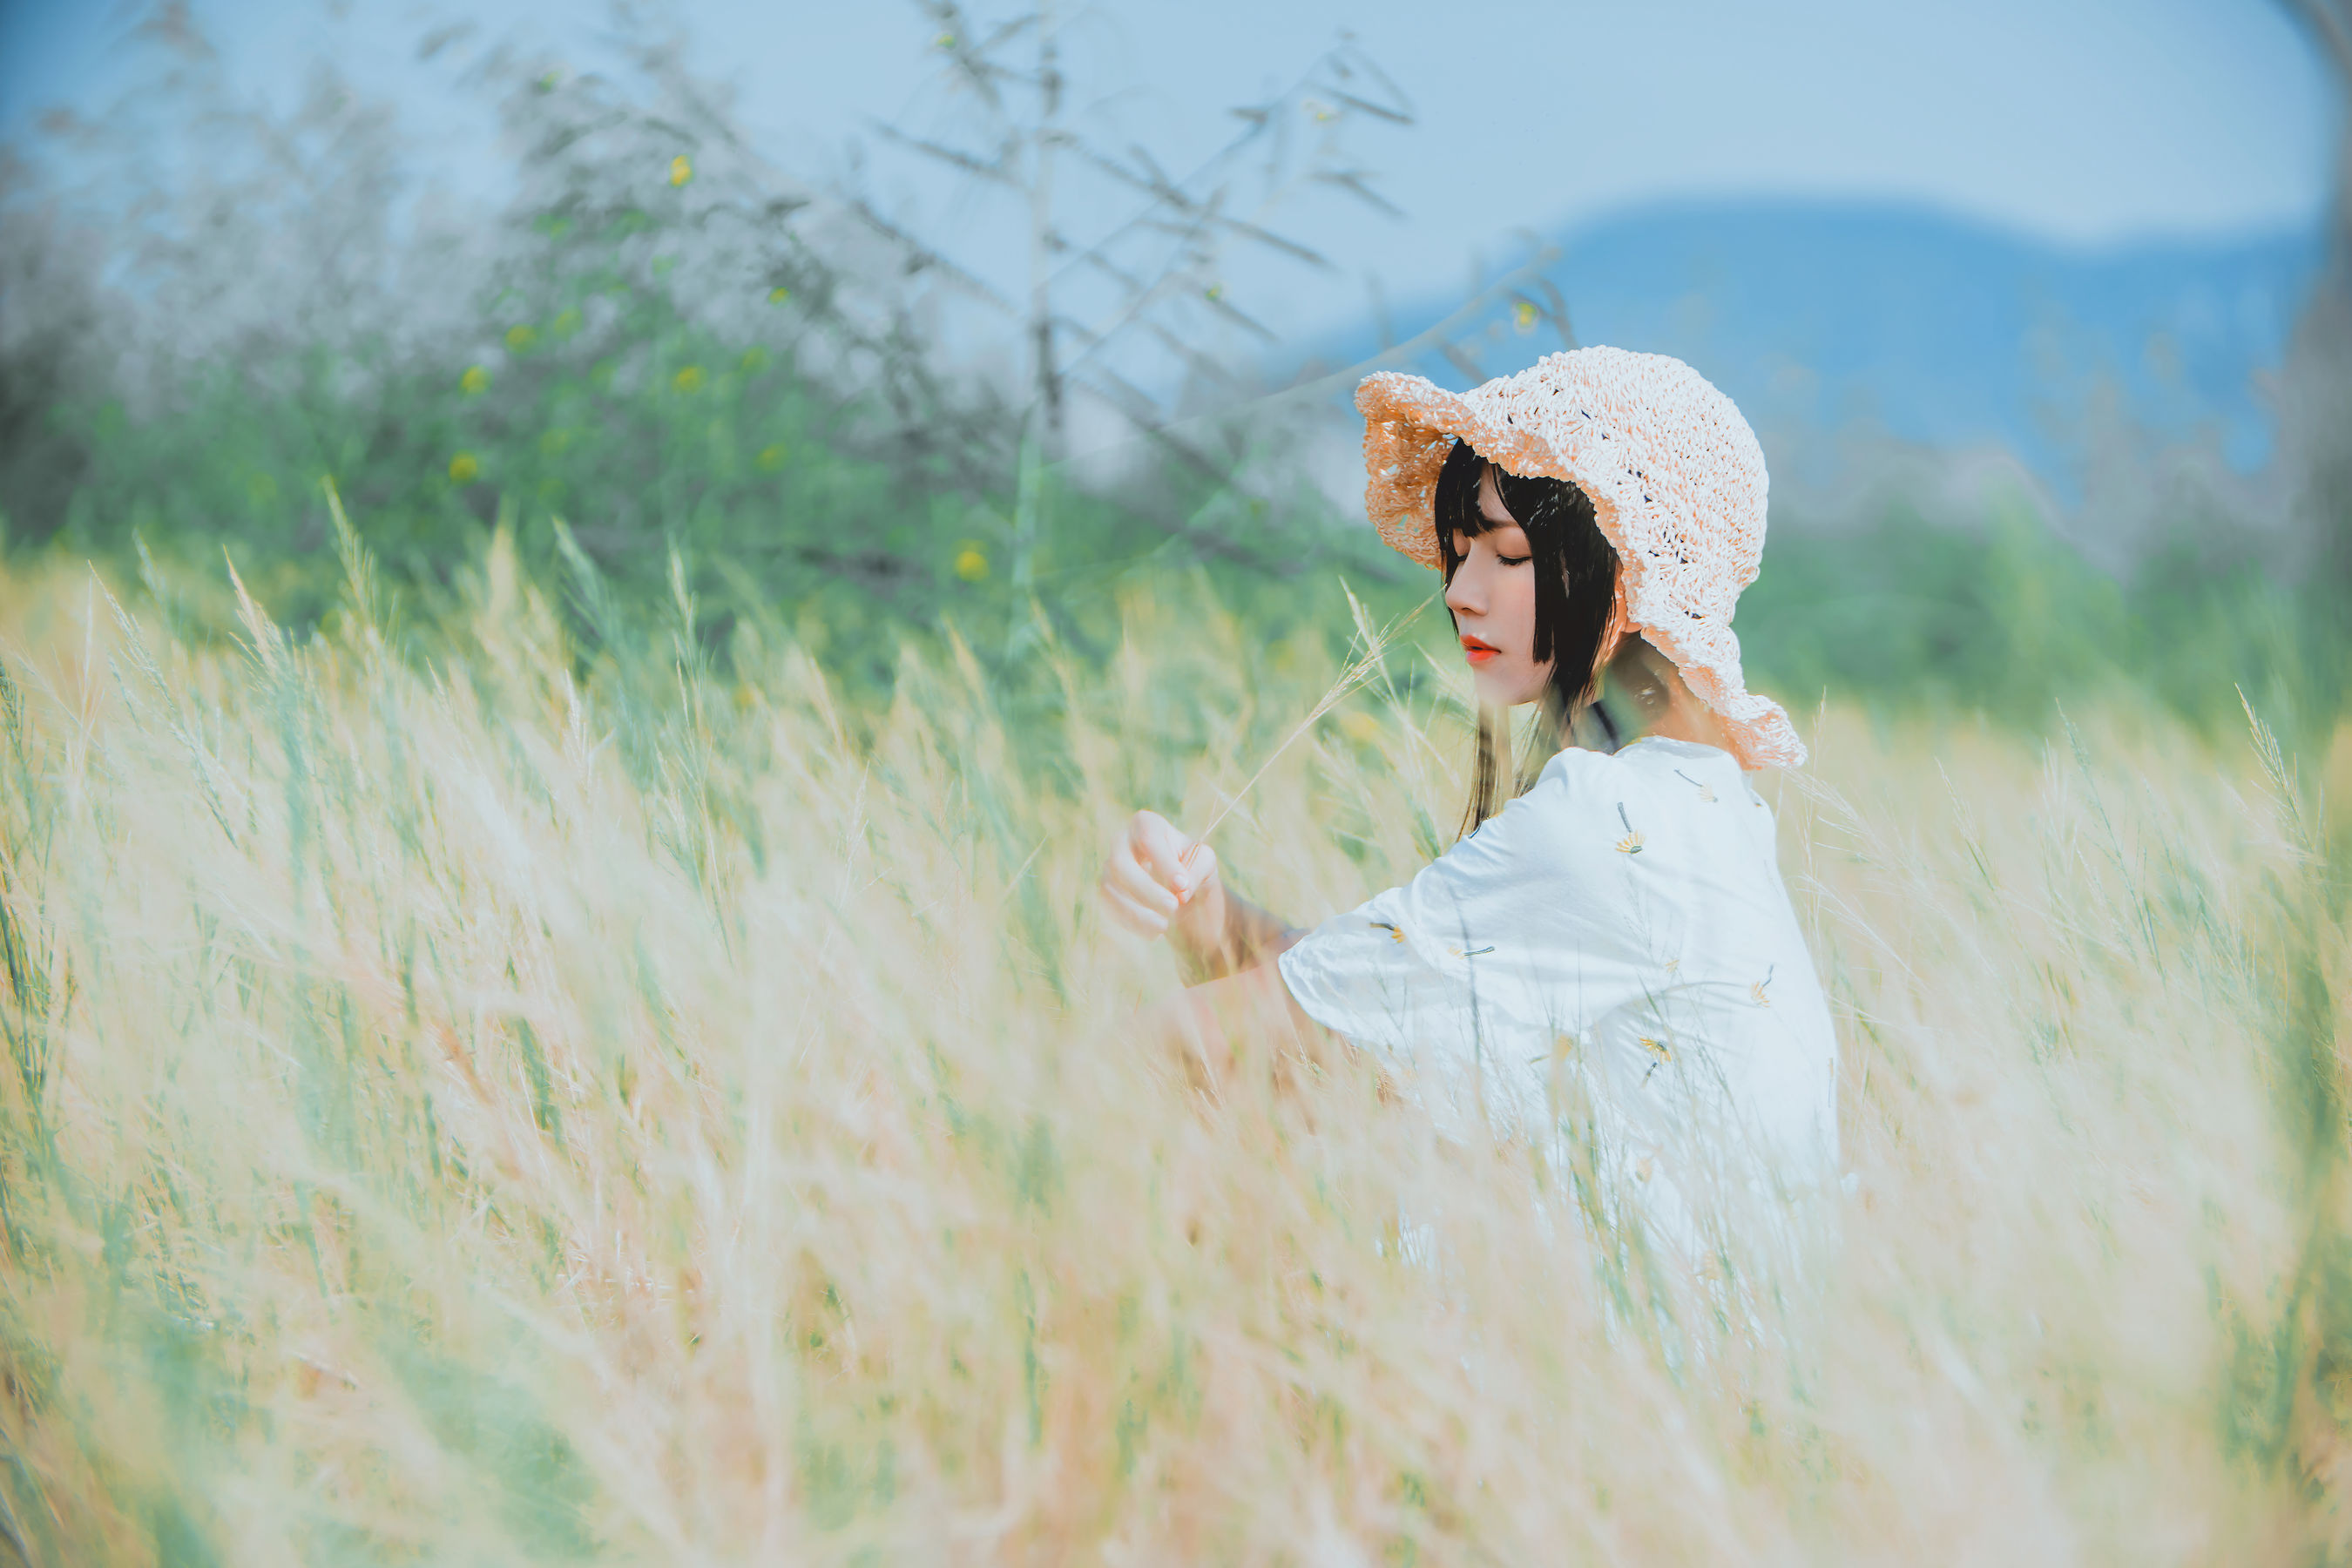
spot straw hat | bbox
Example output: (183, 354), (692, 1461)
(1357, 346), (1804, 770)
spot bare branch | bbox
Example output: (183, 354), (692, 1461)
(1327, 89), (1411, 126)
(1211, 213), (1331, 269)
(1125, 144), (1176, 189)
(1046, 310), (1105, 348)
(1146, 321), (1249, 390)
(1275, 243), (1564, 402)
(915, 0), (1030, 112)
(689, 194), (812, 233)
(868, 120), (1017, 186)
(975, 11), (1040, 53)
(531, 111), (634, 160)
(1080, 249), (1148, 295)
(416, 24), (474, 62)
(1200, 287), (1278, 343)
(1037, 49), (1397, 296)
(1071, 144), (1199, 213)
(1327, 44), (1413, 123)
(1062, 263), (1196, 379)
(1310, 168), (1403, 220)
(639, 115), (700, 145)
(1440, 341), (1486, 382)
(1512, 279), (1577, 350)
(857, 11), (1436, 437)
(840, 196), (1020, 315)
(1541, 278), (1577, 348)
(1070, 369), (1230, 480)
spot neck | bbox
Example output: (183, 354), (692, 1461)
(1563, 637), (1731, 756)
(1646, 693), (1729, 751)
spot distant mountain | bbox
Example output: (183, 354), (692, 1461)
(1282, 200), (2323, 510)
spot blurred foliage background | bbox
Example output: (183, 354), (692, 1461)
(0, 0), (2348, 747)
(5, 6), (2352, 1558)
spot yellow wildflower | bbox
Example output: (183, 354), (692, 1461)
(954, 547), (989, 583)
(551, 308), (581, 337)
(672, 365), (706, 394)
(669, 155), (693, 188)
(756, 443), (787, 472)
(767, 287), (791, 305)
(505, 324), (538, 351)
(1335, 710), (1379, 743)
(449, 452), (481, 483)
(460, 365), (490, 395)
(1514, 300), (1538, 334)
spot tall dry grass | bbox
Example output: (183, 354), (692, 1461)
(0, 532), (2347, 1564)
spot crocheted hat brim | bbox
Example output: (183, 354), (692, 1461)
(1356, 351), (1805, 770)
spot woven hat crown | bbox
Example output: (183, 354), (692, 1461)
(1357, 346), (1802, 770)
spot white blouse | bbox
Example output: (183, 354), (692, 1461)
(1277, 736), (1838, 1249)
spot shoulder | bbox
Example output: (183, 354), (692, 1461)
(1448, 743), (1662, 863)
(1518, 739), (1764, 864)
(1531, 737), (1743, 804)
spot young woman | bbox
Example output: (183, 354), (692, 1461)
(1099, 347), (1838, 1248)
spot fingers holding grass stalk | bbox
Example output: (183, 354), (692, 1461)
(1100, 808), (1225, 951)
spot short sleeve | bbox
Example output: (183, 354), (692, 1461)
(1276, 749), (1680, 1119)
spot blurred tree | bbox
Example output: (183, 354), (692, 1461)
(846, 3), (1429, 617)
(844, 3), (1572, 619)
(858, 2), (1414, 462)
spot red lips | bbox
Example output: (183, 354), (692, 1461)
(1460, 634), (1498, 666)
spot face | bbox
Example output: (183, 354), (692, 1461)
(1444, 464), (1551, 706)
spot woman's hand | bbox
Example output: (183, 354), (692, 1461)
(1099, 809), (1226, 956)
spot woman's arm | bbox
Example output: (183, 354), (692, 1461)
(1100, 810), (1353, 1098)
(1142, 961), (1329, 1100)
(1173, 887), (1304, 986)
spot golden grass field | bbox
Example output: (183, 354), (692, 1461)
(2, 529), (2350, 1564)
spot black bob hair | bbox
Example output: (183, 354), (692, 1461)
(1435, 437), (1669, 835)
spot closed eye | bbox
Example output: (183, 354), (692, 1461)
(1497, 553), (1531, 567)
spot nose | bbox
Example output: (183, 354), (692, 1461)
(1444, 551), (1485, 618)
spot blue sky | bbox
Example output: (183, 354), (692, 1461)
(0, 0), (2341, 343)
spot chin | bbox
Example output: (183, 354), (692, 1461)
(1473, 672), (1543, 708)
